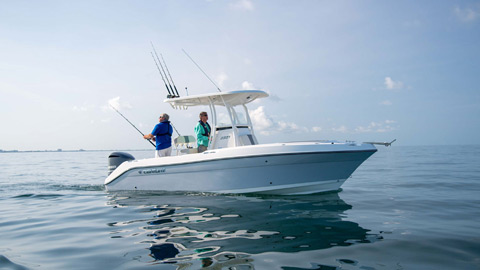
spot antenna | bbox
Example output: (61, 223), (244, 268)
(182, 49), (222, 92)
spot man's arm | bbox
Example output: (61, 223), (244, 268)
(145, 123), (161, 140)
(144, 134), (154, 140)
(194, 123), (205, 140)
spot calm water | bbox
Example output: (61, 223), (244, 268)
(0, 146), (479, 269)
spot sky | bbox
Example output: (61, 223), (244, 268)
(1, 0), (479, 151)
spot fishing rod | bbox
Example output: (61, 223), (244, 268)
(151, 43), (177, 97)
(110, 105), (156, 148)
(171, 122), (181, 137)
(160, 53), (180, 97)
(182, 49), (222, 92)
(151, 52), (174, 98)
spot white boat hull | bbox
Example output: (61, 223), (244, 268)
(105, 142), (377, 195)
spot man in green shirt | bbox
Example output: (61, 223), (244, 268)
(195, 111), (211, 153)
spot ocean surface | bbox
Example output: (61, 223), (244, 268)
(0, 145), (479, 270)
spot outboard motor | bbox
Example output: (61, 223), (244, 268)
(108, 152), (135, 175)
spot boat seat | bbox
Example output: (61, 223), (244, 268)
(174, 135), (196, 146)
(180, 148), (198, 154)
(174, 135), (197, 155)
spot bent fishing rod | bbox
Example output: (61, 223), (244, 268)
(110, 105), (156, 148)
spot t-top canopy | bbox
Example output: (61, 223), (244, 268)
(164, 90), (269, 109)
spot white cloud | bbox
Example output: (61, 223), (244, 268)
(332, 125), (348, 133)
(454, 6), (480, 22)
(72, 105), (88, 112)
(384, 77), (404, 90)
(264, 90), (282, 102)
(249, 106), (304, 135)
(230, 0), (254, 11)
(73, 103), (98, 112)
(242, 81), (254, 89)
(355, 120), (396, 133)
(249, 106), (274, 135)
(106, 96), (133, 111)
(216, 72), (228, 88)
(248, 107), (397, 136)
(380, 100), (392, 106)
(278, 121), (307, 132)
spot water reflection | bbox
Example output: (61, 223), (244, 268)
(106, 192), (380, 268)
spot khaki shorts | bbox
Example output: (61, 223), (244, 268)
(198, 145), (208, 153)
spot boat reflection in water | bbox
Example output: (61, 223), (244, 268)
(106, 192), (381, 269)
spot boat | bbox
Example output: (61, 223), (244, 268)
(105, 90), (391, 195)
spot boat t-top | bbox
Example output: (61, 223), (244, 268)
(104, 89), (393, 195)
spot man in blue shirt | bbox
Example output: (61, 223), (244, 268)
(143, 113), (173, 157)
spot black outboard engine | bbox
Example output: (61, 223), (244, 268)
(108, 152), (135, 175)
